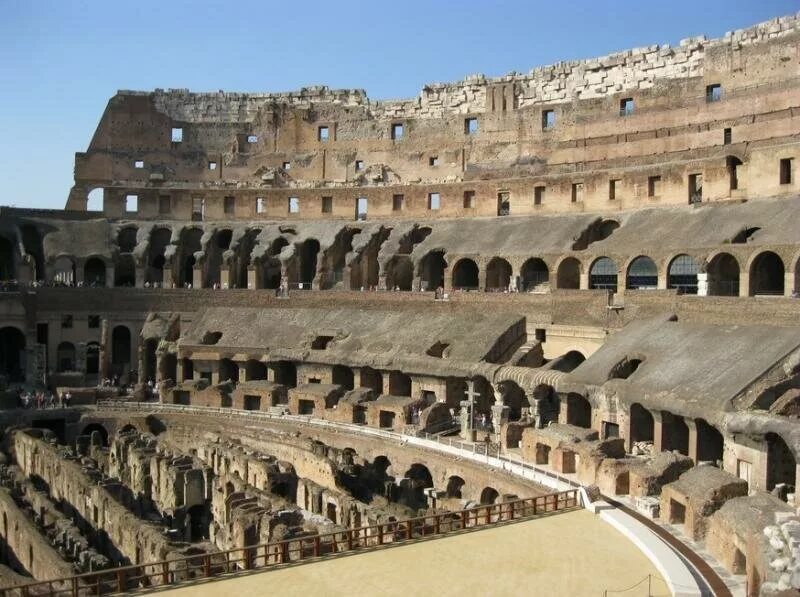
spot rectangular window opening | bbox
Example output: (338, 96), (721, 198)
(648, 175), (661, 197)
(356, 197), (368, 220)
(463, 190), (475, 209)
(609, 179), (620, 201)
(465, 117), (478, 135)
(247, 135), (258, 143)
(780, 158), (793, 185)
(428, 192), (441, 210)
(318, 126), (329, 142)
(620, 98), (634, 117)
(322, 196), (333, 213)
(88, 315), (100, 329)
(534, 185), (545, 206)
(571, 183), (583, 203)
(282, 161), (291, 171)
(723, 128), (732, 145)
(391, 123), (404, 140)
(208, 161), (217, 170)
(706, 84), (722, 103)
(688, 173), (703, 204)
(392, 194), (404, 211)
(256, 197), (265, 214)
(171, 127), (183, 143)
(192, 197), (205, 221)
(134, 160), (144, 169)
(61, 315), (73, 329)
(497, 191), (510, 216)
(429, 156), (439, 167)
(224, 196), (235, 215)
(542, 110), (555, 130)
(125, 194), (138, 212)
(355, 160), (364, 172)
(288, 197), (300, 214)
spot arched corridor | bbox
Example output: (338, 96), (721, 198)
(766, 433), (796, 491)
(56, 342), (76, 372)
(749, 251), (784, 296)
(479, 487), (499, 505)
(452, 259), (479, 290)
(0, 237), (15, 281)
(332, 365), (354, 390)
(147, 228), (171, 285)
(53, 256), (76, 286)
(385, 256), (413, 291)
(84, 257), (107, 287)
(111, 326), (132, 375)
(245, 360), (268, 381)
(419, 250), (446, 291)
(589, 257), (617, 291)
(668, 254), (699, 294)
(556, 257), (580, 289)
(626, 256), (657, 290)
(564, 393), (592, 429)
(521, 258), (549, 291)
(0, 327), (26, 382)
(628, 403), (654, 447)
(298, 239), (320, 288)
(707, 253), (739, 296)
(485, 257), (512, 291)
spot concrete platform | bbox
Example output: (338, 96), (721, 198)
(154, 510), (665, 597)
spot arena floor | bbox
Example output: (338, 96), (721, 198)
(155, 509), (666, 597)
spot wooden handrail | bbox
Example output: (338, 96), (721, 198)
(0, 490), (578, 596)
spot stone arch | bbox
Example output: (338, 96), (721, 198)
(564, 392), (592, 429)
(244, 359), (267, 381)
(388, 371), (411, 397)
(726, 155), (742, 191)
(695, 418), (723, 464)
(550, 350), (585, 373)
(520, 258), (549, 291)
(205, 229), (233, 288)
(419, 250), (446, 291)
(143, 338), (158, 383)
(147, 227), (172, 285)
(271, 361), (297, 388)
(218, 358), (239, 383)
(114, 255), (136, 287)
(661, 411), (689, 456)
(83, 257), (107, 287)
(332, 365), (354, 390)
(179, 228), (203, 287)
(628, 403), (654, 448)
(20, 225), (44, 281)
(80, 423), (109, 446)
(667, 254), (699, 294)
(0, 236), (15, 281)
(451, 258), (479, 290)
(402, 463), (433, 509)
(766, 432), (796, 491)
(445, 475), (465, 499)
(498, 380), (528, 422)
(748, 251), (784, 296)
(0, 327), (26, 382)
(86, 188), (104, 212)
(479, 486), (499, 505)
(298, 239), (320, 288)
(485, 257), (512, 291)
(260, 237), (288, 290)
(359, 367), (383, 395)
(56, 341), (76, 372)
(111, 326), (132, 374)
(160, 353), (177, 383)
(385, 256), (413, 291)
(626, 255), (658, 290)
(555, 257), (581, 290)
(53, 255), (76, 286)
(706, 252), (740, 296)
(117, 227), (138, 253)
(589, 257), (617, 291)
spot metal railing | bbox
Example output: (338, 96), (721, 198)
(0, 490), (579, 596)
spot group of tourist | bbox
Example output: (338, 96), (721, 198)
(16, 389), (71, 409)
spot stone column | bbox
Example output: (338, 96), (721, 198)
(220, 266), (232, 289)
(686, 418), (699, 463)
(176, 359), (184, 384)
(738, 269), (749, 297)
(105, 264), (114, 288)
(657, 269), (668, 290)
(579, 271), (589, 290)
(491, 403), (510, 440)
(210, 361), (220, 385)
(99, 319), (110, 380)
(785, 269), (796, 297)
(75, 260), (85, 286)
(192, 264), (203, 289)
(652, 410), (666, 452)
(696, 272), (709, 296)
(238, 362), (248, 383)
(247, 266), (257, 290)
(478, 266), (487, 292)
(162, 266), (173, 288)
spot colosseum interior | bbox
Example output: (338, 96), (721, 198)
(1, 10), (800, 597)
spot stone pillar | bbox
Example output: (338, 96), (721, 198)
(162, 266), (173, 288)
(657, 269), (668, 290)
(696, 272), (709, 296)
(135, 265), (146, 288)
(192, 265), (203, 289)
(210, 361), (220, 385)
(459, 400), (474, 441)
(176, 359), (184, 384)
(99, 319), (110, 380)
(785, 270), (796, 297)
(238, 363), (248, 382)
(75, 261), (85, 286)
(738, 269), (749, 297)
(378, 273), (388, 291)
(652, 411), (666, 452)
(247, 266), (257, 290)
(105, 264), (114, 288)
(478, 266), (487, 292)
(491, 404), (510, 440)
(686, 418), (699, 463)
(220, 266), (232, 289)
(579, 271), (589, 290)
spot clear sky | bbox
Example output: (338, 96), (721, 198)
(0, 0), (797, 209)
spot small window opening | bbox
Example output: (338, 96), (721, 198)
(465, 117), (478, 135)
(706, 84), (722, 103)
(688, 173), (703, 204)
(192, 197), (205, 221)
(256, 197), (265, 214)
(355, 160), (364, 171)
(723, 128), (732, 145)
(318, 126), (329, 142)
(322, 196), (333, 213)
(429, 156), (439, 167)
(288, 197), (300, 214)
(134, 160), (144, 169)
(88, 315), (100, 329)
(282, 161), (291, 171)
(780, 158), (793, 185)
(571, 183), (583, 203)
(311, 336), (334, 350)
(208, 161), (217, 170)
(534, 185), (545, 206)
(391, 123), (404, 140)
(356, 197), (368, 220)
(428, 192), (441, 210)
(648, 176), (661, 198)
(125, 194), (138, 212)
(224, 196), (235, 214)
(497, 191), (510, 215)
(535, 328), (546, 342)
(619, 98), (634, 117)
(171, 127), (183, 143)
(463, 190), (475, 209)
(609, 357), (642, 380)
(542, 110), (555, 130)
(247, 135), (258, 143)
(392, 194), (404, 211)
(609, 179), (620, 201)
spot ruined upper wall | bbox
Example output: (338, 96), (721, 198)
(131, 13), (800, 123)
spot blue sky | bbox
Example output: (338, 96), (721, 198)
(0, 0), (797, 209)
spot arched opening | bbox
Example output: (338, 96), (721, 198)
(499, 380), (528, 422)
(0, 237), (15, 281)
(84, 257), (107, 287)
(114, 255), (136, 287)
(218, 358), (239, 384)
(204, 229), (233, 288)
(299, 239), (320, 288)
(629, 403), (654, 449)
(626, 256), (658, 290)
(244, 360), (267, 381)
(143, 338), (158, 383)
(479, 487), (499, 505)
(53, 256), (76, 286)
(521, 258), (549, 292)
(556, 257), (581, 290)
(401, 463), (433, 510)
(419, 250), (446, 291)
(117, 227), (138, 253)
(662, 411), (689, 456)
(707, 253), (740, 296)
(111, 326), (131, 375)
(550, 350), (585, 373)
(609, 357), (642, 380)
(485, 257), (512, 291)
(668, 254), (699, 294)
(589, 257), (617, 291)
(470, 376), (495, 429)
(56, 342), (76, 372)
(80, 424), (108, 446)
(181, 358), (194, 382)
(766, 432), (796, 492)
(147, 228), (172, 285)
(332, 365), (354, 390)
(20, 225), (44, 282)
(445, 476), (465, 499)
(86, 188), (104, 212)
(749, 251), (784, 296)
(187, 504), (209, 542)
(386, 256), (413, 291)
(564, 393), (592, 429)
(260, 238), (285, 290)
(452, 258), (479, 290)
(271, 361), (297, 388)
(235, 229), (261, 289)
(726, 156), (742, 192)
(388, 371), (411, 397)
(160, 353), (177, 383)
(0, 327), (26, 382)
(359, 367), (383, 395)
(85, 342), (100, 375)
(696, 419), (723, 464)
(179, 228), (203, 287)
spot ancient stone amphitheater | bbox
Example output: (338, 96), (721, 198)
(0, 12), (799, 597)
